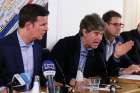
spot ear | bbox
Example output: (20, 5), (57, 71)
(24, 22), (33, 31)
(104, 23), (109, 30)
(138, 23), (140, 33)
(82, 29), (87, 36)
(105, 22), (108, 26)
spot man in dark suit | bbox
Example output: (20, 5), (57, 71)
(101, 10), (140, 75)
(0, 4), (49, 93)
(121, 23), (140, 64)
(51, 13), (134, 87)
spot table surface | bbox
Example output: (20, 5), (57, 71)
(69, 77), (140, 93)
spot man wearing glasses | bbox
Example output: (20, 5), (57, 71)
(101, 10), (140, 75)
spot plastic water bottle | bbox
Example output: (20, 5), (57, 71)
(31, 75), (40, 93)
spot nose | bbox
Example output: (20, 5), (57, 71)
(97, 34), (103, 41)
(45, 25), (48, 32)
(117, 27), (121, 32)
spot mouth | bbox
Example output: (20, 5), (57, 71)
(93, 42), (100, 47)
(94, 41), (100, 44)
(41, 32), (46, 36)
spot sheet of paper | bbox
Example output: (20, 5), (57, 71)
(118, 75), (140, 80)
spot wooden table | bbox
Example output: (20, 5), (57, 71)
(71, 77), (140, 93)
(116, 77), (140, 93)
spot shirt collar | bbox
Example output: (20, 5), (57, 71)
(17, 31), (34, 47)
(106, 38), (116, 45)
(80, 38), (92, 52)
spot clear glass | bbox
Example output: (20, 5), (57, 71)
(89, 77), (101, 91)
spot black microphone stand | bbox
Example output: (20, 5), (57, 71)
(54, 59), (69, 93)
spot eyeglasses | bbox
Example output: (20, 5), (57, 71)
(109, 23), (125, 28)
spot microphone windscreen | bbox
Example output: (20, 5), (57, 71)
(20, 73), (31, 85)
(11, 73), (31, 87)
(11, 73), (31, 92)
(42, 59), (56, 77)
(11, 74), (25, 87)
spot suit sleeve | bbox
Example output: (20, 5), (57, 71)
(0, 47), (7, 87)
(106, 55), (121, 76)
(51, 39), (72, 84)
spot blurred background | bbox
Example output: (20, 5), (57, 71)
(0, 0), (140, 49)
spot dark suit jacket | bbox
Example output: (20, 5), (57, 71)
(0, 31), (44, 89)
(51, 34), (120, 84)
(100, 36), (132, 68)
(121, 29), (140, 64)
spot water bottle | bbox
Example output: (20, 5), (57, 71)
(31, 75), (40, 93)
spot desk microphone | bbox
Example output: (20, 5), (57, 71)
(42, 49), (67, 88)
(53, 59), (67, 87)
(94, 49), (109, 84)
(42, 59), (56, 93)
(10, 73), (31, 91)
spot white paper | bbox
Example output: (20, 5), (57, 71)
(118, 75), (140, 80)
(76, 70), (84, 81)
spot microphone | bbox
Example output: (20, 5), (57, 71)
(42, 59), (56, 93)
(54, 59), (67, 87)
(10, 73), (31, 91)
(53, 59), (69, 93)
(95, 48), (109, 84)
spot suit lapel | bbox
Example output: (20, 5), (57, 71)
(12, 31), (24, 72)
(101, 36), (107, 62)
(71, 34), (81, 77)
(32, 42), (41, 76)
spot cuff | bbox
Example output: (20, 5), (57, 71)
(0, 86), (7, 91)
(118, 68), (125, 75)
(113, 56), (120, 62)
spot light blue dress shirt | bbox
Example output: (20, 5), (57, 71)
(17, 32), (34, 90)
(78, 40), (92, 73)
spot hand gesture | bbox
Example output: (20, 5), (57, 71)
(114, 40), (134, 58)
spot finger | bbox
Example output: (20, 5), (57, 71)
(70, 79), (76, 86)
(116, 42), (122, 47)
(125, 40), (134, 46)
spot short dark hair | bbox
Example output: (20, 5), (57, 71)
(19, 4), (49, 28)
(79, 13), (105, 36)
(102, 10), (121, 23)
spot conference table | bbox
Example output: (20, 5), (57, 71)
(67, 76), (140, 93)
(11, 76), (139, 93)
(39, 75), (140, 93)
(115, 77), (140, 93)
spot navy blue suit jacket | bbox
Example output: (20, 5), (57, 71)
(99, 36), (133, 73)
(0, 31), (43, 88)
